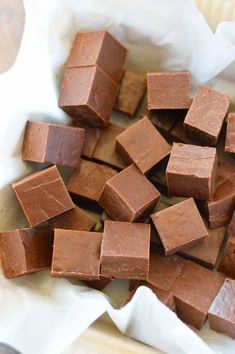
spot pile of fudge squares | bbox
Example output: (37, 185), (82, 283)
(1, 30), (235, 339)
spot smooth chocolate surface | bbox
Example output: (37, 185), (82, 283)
(116, 116), (171, 174)
(218, 236), (235, 279)
(184, 86), (230, 146)
(12, 166), (74, 227)
(166, 143), (217, 200)
(208, 278), (235, 339)
(225, 113), (235, 153)
(59, 66), (117, 127)
(51, 229), (102, 280)
(151, 198), (208, 255)
(0, 226), (53, 278)
(67, 159), (117, 204)
(171, 261), (225, 329)
(147, 71), (191, 110)
(115, 70), (146, 116)
(101, 220), (150, 279)
(92, 123), (128, 169)
(22, 121), (85, 168)
(99, 164), (160, 222)
(66, 30), (127, 82)
(48, 205), (96, 231)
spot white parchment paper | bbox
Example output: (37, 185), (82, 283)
(0, 0), (235, 353)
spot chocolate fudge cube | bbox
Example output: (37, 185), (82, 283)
(67, 159), (117, 204)
(166, 143), (217, 200)
(225, 113), (235, 153)
(48, 205), (96, 231)
(218, 236), (235, 279)
(66, 30), (127, 82)
(115, 70), (146, 116)
(92, 123), (128, 169)
(208, 279), (235, 339)
(51, 229), (102, 280)
(116, 116), (171, 174)
(0, 226), (53, 278)
(59, 66), (117, 127)
(147, 71), (191, 110)
(12, 166), (74, 227)
(171, 261), (225, 329)
(101, 220), (150, 279)
(99, 164), (160, 222)
(151, 198), (208, 255)
(184, 86), (230, 146)
(22, 121), (85, 167)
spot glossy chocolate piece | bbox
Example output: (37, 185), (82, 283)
(171, 261), (225, 329)
(92, 123), (128, 169)
(166, 143), (217, 200)
(218, 236), (235, 279)
(225, 113), (235, 153)
(147, 71), (191, 110)
(48, 205), (96, 231)
(51, 229), (102, 280)
(59, 66), (117, 127)
(179, 224), (226, 269)
(116, 116), (171, 174)
(208, 278), (235, 339)
(115, 70), (146, 116)
(101, 220), (150, 279)
(66, 30), (127, 82)
(99, 164), (160, 222)
(0, 226), (53, 278)
(184, 86), (230, 146)
(151, 198), (208, 255)
(67, 159), (117, 205)
(12, 166), (74, 227)
(22, 121), (85, 168)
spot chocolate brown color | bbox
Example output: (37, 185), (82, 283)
(166, 143), (217, 200)
(115, 71), (146, 115)
(0, 226), (53, 278)
(51, 229), (102, 280)
(225, 113), (235, 153)
(184, 86), (230, 146)
(99, 164), (160, 222)
(67, 159), (117, 204)
(116, 116), (171, 174)
(59, 66), (117, 127)
(48, 205), (96, 231)
(80, 125), (101, 158)
(218, 236), (235, 279)
(22, 121), (85, 168)
(66, 30), (127, 82)
(101, 220), (150, 279)
(12, 166), (74, 227)
(228, 210), (235, 236)
(147, 71), (191, 110)
(84, 277), (111, 291)
(151, 198), (208, 255)
(208, 278), (235, 339)
(149, 109), (180, 134)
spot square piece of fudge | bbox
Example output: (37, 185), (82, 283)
(51, 229), (102, 280)
(66, 30), (127, 82)
(22, 121), (85, 168)
(208, 278), (235, 339)
(147, 71), (191, 110)
(0, 226), (53, 278)
(225, 113), (235, 153)
(12, 165), (74, 227)
(116, 116), (171, 174)
(184, 86), (230, 146)
(99, 164), (160, 221)
(59, 66), (117, 127)
(151, 198), (208, 255)
(166, 143), (217, 200)
(101, 220), (150, 279)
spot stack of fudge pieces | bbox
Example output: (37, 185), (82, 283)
(1, 30), (235, 340)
